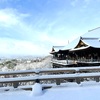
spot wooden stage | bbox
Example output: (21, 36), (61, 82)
(52, 60), (100, 68)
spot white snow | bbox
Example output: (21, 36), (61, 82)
(0, 56), (100, 100)
(0, 81), (100, 100)
(30, 83), (43, 96)
(1, 66), (100, 75)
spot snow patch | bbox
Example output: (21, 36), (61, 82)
(30, 83), (43, 96)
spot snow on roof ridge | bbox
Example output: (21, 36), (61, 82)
(81, 37), (99, 40)
(53, 46), (65, 48)
(88, 27), (100, 32)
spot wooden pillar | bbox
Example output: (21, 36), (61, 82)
(13, 75), (19, 88)
(13, 82), (19, 88)
(95, 77), (99, 82)
(56, 79), (61, 85)
(76, 78), (81, 84)
(35, 79), (40, 83)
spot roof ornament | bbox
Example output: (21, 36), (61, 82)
(80, 36), (83, 40)
(52, 46), (55, 52)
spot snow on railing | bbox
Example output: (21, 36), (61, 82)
(0, 66), (100, 90)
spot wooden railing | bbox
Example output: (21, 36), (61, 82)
(0, 66), (100, 90)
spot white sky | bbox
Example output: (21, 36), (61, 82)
(0, 0), (100, 56)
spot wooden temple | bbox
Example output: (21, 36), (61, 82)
(50, 27), (100, 67)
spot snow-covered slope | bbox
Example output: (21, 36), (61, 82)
(0, 56), (53, 71)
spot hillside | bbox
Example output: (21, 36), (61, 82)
(0, 55), (53, 71)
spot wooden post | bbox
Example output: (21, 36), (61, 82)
(76, 78), (81, 84)
(56, 79), (61, 85)
(95, 77), (99, 82)
(35, 79), (40, 83)
(13, 75), (19, 88)
(13, 82), (19, 88)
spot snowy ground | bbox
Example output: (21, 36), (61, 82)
(0, 56), (100, 100)
(1, 81), (100, 100)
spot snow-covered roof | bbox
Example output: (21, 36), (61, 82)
(50, 46), (65, 54)
(51, 27), (100, 53)
(81, 38), (100, 48)
(82, 27), (100, 38)
(62, 27), (100, 50)
(61, 37), (80, 50)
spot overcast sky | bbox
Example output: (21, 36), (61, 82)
(0, 0), (100, 56)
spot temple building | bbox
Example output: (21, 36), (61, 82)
(50, 27), (100, 67)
